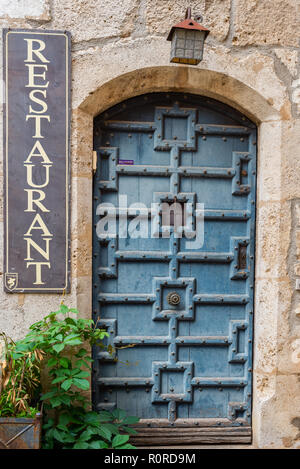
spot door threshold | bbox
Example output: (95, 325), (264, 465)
(136, 444), (255, 449)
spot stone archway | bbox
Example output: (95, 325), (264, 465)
(80, 66), (279, 123)
(72, 66), (286, 448)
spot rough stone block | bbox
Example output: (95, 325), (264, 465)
(254, 279), (279, 373)
(0, 0), (50, 20)
(201, 46), (289, 115)
(233, 0), (300, 47)
(294, 263), (300, 276)
(254, 374), (300, 448)
(145, 0), (231, 41)
(71, 109), (93, 177)
(281, 120), (300, 199)
(295, 204), (300, 227)
(275, 49), (299, 78)
(255, 202), (288, 279)
(296, 230), (300, 259)
(257, 121), (282, 203)
(50, 0), (139, 43)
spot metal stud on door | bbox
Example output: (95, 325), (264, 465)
(93, 93), (256, 446)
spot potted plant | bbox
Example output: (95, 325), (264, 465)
(0, 303), (139, 449)
(0, 332), (43, 449)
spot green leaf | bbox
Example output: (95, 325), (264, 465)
(60, 434), (76, 443)
(65, 317), (76, 325)
(73, 441), (89, 449)
(101, 423), (119, 435)
(64, 333), (81, 342)
(73, 378), (90, 390)
(59, 413), (72, 426)
(112, 434), (130, 448)
(64, 338), (82, 346)
(112, 408), (127, 421)
(98, 426), (112, 441)
(75, 359), (91, 369)
(41, 390), (57, 401)
(118, 443), (136, 449)
(74, 371), (90, 379)
(51, 376), (66, 384)
(59, 357), (70, 368)
(122, 416), (140, 425)
(83, 356), (93, 362)
(122, 426), (138, 435)
(83, 412), (101, 426)
(61, 378), (73, 391)
(53, 428), (68, 443)
(42, 418), (54, 429)
(50, 397), (63, 408)
(47, 357), (58, 367)
(14, 343), (30, 352)
(89, 440), (109, 449)
(53, 343), (64, 353)
(76, 348), (88, 358)
(99, 410), (113, 422)
(59, 304), (69, 314)
(78, 429), (93, 441)
(55, 368), (71, 377)
(58, 394), (72, 406)
(11, 352), (23, 359)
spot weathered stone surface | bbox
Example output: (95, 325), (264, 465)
(0, 0), (299, 450)
(0, 0), (50, 19)
(257, 122), (282, 203)
(71, 176), (93, 278)
(275, 49), (299, 78)
(254, 278), (280, 374)
(74, 41), (287, 120)
(71, 109), (93, 177)
(281, 120), (300, 199)
(255, 203), (287, 279)
(50, 0), (139, 43)
(233, 0), (300, 46)
(76, 276), (93, 319)
(145, 0), (231, 41)
(254, 375), (300, 448)
(201, 46), (289, 116)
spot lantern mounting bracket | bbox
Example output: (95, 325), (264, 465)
(185, 7), (192, 19)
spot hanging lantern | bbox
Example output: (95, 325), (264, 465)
(167, 7), (210, 65)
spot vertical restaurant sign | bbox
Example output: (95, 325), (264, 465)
(3, 29), (71, 293)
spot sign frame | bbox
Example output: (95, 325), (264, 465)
(3, 28), (71, 293)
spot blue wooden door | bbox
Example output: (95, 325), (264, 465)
(93, 93), (256, 445)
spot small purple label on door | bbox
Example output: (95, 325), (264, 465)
(118, 159), (134, 165)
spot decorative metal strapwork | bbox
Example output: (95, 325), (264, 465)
(92, 93), (257, 440)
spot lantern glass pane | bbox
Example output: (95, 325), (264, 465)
(177, 30), (185, 39)
(185, 39), (194, 49)
(170, 28), (206, 65)
(177, 39), (185, 48)
(186, 30), (195, 39)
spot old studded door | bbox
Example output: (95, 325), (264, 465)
(92, 93), (256, 445)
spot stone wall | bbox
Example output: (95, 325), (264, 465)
(0, 0), (299, 449)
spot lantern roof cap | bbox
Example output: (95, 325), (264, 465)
(167, 18), (210, 41)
